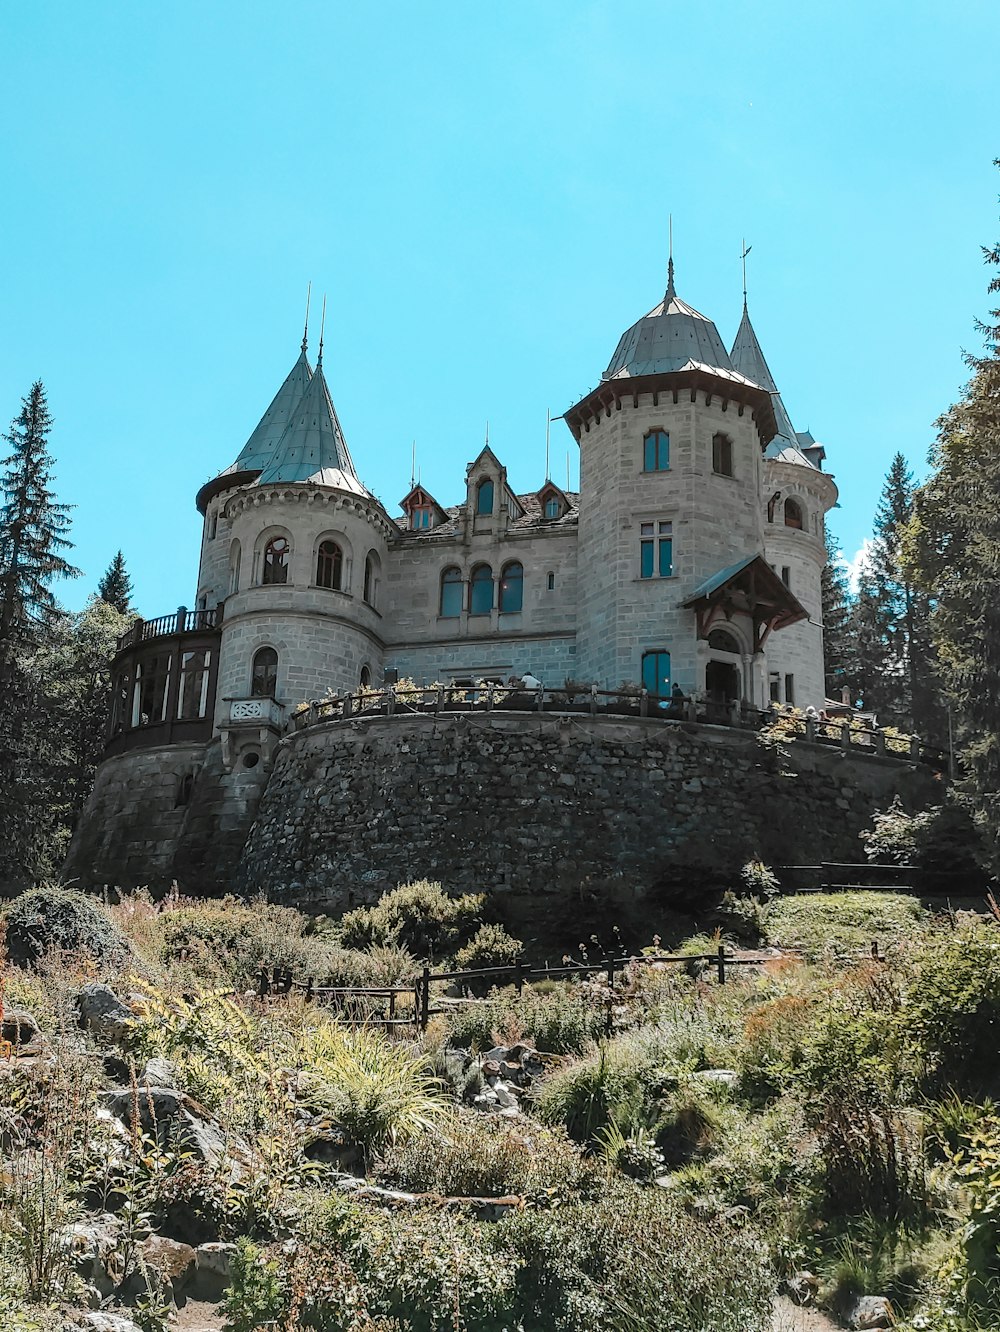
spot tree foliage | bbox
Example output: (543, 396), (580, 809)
(905, 162), (1000, 853)
(96, 549), (134, 614)
(820, 522), (855, 701)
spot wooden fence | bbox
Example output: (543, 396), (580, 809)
(776, 861), (974, 896)
(258, 946), (768, 1031)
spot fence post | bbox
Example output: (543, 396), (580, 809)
(871, 940), (881, 961)
(486, 682), (494, 712)
(514, 959), (525, 995)
(387, 690), (396, 717)
(258, 968), (270, 999)
(420, 966), (430, 1030)
(840, 722), (851, 752)
(716, 945), (726, 984)
(909, 735), (920, 762)
(639, 688), (649, 718)
(413, 982), (421, 1029)
(437, 685), (445, 715)
(389, 990), (397, 1022)
(536, 684), (545, 712)
(590, 684), (598, 717)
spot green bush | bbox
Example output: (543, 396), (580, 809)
(376, 1112), (593, 1199)
(454, 923), (524, 974)
(862, 796), (985, 885)
(445, 985), (605, 1055)
(762, 891), (926, 959)
(904, 922), (1000, 1097)
(339, 880), (485, 960)
(3, 886), (132, 971)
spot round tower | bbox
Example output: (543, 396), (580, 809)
(564, 261), (792, 707)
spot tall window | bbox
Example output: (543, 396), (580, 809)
(177, 648), (211, 720)
(643, 429), (670, 472)
(546, 571), (555, 591)
(784, 498), (804, 529)
(229, 541), (241, 595)
(251, 647), (278, 698)
(544, 497), (561, 519)
(440, 566), (463, 617)
(132, 654), (171, 726)
(640, 521), (673, 578)
(316, 540), (343, 590)
(363, 552), (380, 607)
(410, 507), (432, 530)
(359, 665), (372, 688)
(262, 536), (289, 585)
(469, 564), (493, 614)
(784, 673), (795, 705)
(476, 479), (494, 515)
(499, 561), (523, 613)
(641, 650), (671, 699)
(712, 433), (733, 477)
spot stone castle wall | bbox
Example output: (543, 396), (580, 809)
(237, 711), (941, 934)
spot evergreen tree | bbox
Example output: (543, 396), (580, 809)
(96, 549), (134, 614)
(851, 453), (943, 740)
(907, 162), (1000, 852)
(0, 381), (80, 679)
(820, 523), (855, 701)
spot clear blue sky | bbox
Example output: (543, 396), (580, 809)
(2, 1), (997, 614)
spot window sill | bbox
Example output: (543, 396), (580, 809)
(641, 469), (671, 476)
(711, 471), (736, 481)
(635, 575), (676, 583)
(309, 584), (353, 597)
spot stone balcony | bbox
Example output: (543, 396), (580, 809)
(220, 696), (285, 771)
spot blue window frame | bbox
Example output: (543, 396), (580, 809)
(469, 564), (493, 614)
(642, 650), (671, 699)
(643, 430), (670, 472)
(640, 521), (673, 578)
(440, 566), (463, 617)
(476, 479), (494, 515)
(544, 497), (560, 519)
(499, 561), (523, 613)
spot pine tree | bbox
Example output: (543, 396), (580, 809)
(907, 161), (1000, 852)
(820, 523), (855, 701)
(96, 549), (134, 614)
(852, 453), (943, 740)
(0, 381), (80, 680)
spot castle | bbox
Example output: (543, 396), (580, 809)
(67, 262), (863, 903)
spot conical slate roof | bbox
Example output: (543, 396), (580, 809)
(234, 345), (313, 472)
(604, 262), (735, 380)
(257, 359), (366, 493)
(730, 306), (810, 464)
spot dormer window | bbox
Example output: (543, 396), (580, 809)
(544, 498), (560, 520)
(476, 479), (495, 515)
(411, 507), (433, 531)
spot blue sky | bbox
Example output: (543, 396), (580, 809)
(1, 1), (997, 613)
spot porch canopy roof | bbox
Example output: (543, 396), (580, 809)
(681, 554), (807, 650)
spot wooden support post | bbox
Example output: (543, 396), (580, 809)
(486, 683), (494, 712)
(437, 685), (445, 715)
(640, 688), (649, 718)
(536, 684), (544, 712)
(258, 968), (269, 999)
(716, 945), (726, 984)
(805, 718), (816, 744)
(514, 959), (525, 995)
(420, 966), (430, 1030)
(875, 730), (886, 756)
(590, 684), (598, 717)
(909, 735), (920, 761)
(840, 722), (851, 751)
(305, 977), (315, 1001)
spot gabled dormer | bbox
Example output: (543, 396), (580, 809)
(537, 480), (570, 522)
(399, 484), (447, 532)
(466, 445), (507, 520)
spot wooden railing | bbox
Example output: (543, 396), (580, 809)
(116, 605), (222, 652)
(287, 684), (949, 770)
(257, 947), (767, 1031)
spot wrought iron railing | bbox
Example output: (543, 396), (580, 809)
(116, 606), (221, 653)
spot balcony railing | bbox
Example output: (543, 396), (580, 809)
(116, 605), (222, 653)
(227, 697), (284, 728)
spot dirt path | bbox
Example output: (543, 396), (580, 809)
(174, 1298), (225, 1331)
(772, 1294), (842, 1332)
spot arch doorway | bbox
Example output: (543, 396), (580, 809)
(705, 659), (740, 709)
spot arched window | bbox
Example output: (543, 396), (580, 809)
(499, 561), (523, 613)
(469, 564), (493, 615)
(262, 536), (290, 585)
(359, 665), (372, 688)
(641, 650), (671, 699)
(251, 646), (278, 698)
(707, 629), (741, 655)
(712, 433), (733, 477)
(784, 498), (804, 529)
(643, 429), (670, 472)
(229, 540), (241, 595)
(439, 566), (463, 617)
(363, 551), (380, 607)
(476, 479), (494, 515)
(316, 540), (343, 590)
(546, 571), (555, 591)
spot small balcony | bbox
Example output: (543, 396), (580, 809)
(227, 697), (284, 728)
(116, 605), (222, 653)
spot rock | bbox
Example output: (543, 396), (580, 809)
(78, 1314), (142, 1332)
(76, 984), (134, 1041)
(848, 1295), (894, 1329)
(105, 1085), (185, 1128)
(784, 1269), (819, 1305)
(492, 1081), (518, 1109)
(141, 1056), (179, 1089)
(1, 1007), (41, 1049)
(140, 1234), (196, 1298)
(61, 1214), (123, 1296)
(192, 1240), (238, 1298)
(692, 1068), (738, 1087)
(104, 1085), (243, 1172)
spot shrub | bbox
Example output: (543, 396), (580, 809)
(3, 886), (132, 971)
(454, 923), (524, 975)
(494, 1180), (773, 1332)
(904, 922), (1000, 1097)
(376, 1113), (593, 1199)
(445, 985), (604, 1055)
(862, 796), (986, 886)
(299, 1024), (447, 1166)
(339, 880), (485, 960)
(762, 891), (926, 960)
(742, 859), (780, 899)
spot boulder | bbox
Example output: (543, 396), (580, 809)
(1, 1007), (41, 1050)
(140, 1056), (179, 1089)
(61, 1214), (123, 1296)
(76, 984), (133, 1041)
(848, 1295), (894, 1329)
(192, 1240), (238, 1299)
(139, 1234), (196, 1298)
(77, 1314), (142, 1332)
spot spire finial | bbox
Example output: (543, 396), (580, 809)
(317, 293), (327, 367)
(301, 281), (312, 353)
(741, 239), (752, 310)
(665, 214), (676, 302)
(410, 440), (416, 491)
(485, 419), (489, 450)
